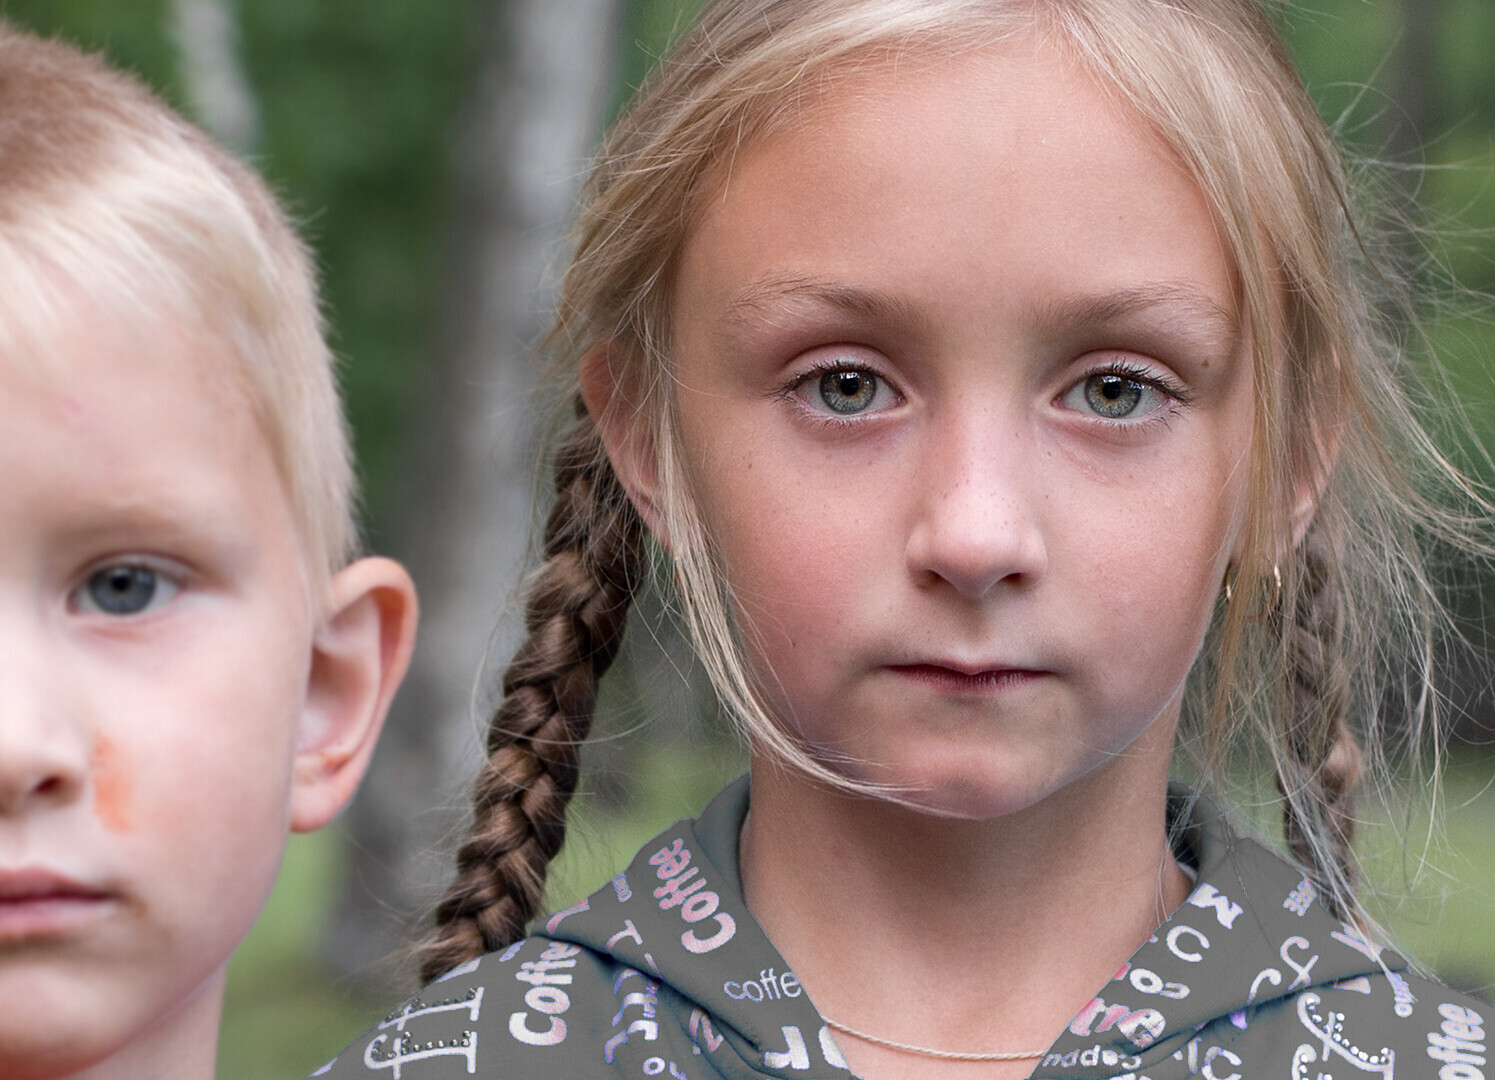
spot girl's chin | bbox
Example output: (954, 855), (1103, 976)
(889, 786), (1056, 822)
(814, 755), (1067, 822)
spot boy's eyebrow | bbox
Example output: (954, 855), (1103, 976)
(57, 495), (254, 558)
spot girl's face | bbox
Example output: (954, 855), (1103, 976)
(667, 39), (1255, 819)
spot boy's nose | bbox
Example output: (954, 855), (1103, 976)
(904, 415), (1047, 600)
(0, 629), (87, 817)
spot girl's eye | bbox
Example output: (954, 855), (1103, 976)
(819, 368), (880, 414)
(74, 565), (179, 617)
(1061, 369), (1176, 422)
(788, 359), (899, 419)
(782, 347), (901, 421)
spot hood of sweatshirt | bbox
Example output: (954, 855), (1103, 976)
(542, 776), (1410, 1078)
(314, 776), (1479, 1080)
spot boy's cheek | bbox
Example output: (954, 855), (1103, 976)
(103, 670), (304, 851)
(89, 731), (134, 834)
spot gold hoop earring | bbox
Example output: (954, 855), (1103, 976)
(1223, 563), (1282, 618)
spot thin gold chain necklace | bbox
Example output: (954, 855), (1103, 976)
(820, 1016), (1048, 1062)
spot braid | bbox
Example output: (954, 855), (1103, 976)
(1277, 523), (1363, 918)
(417, 402), (644, 983)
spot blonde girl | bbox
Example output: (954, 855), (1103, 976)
(318, 1), (1489, 1077)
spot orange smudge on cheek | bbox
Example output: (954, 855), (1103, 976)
(90, 733), (134, 833)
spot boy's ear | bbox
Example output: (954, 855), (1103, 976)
(579, 341), (671, 545)
(289, 556), (418, 833)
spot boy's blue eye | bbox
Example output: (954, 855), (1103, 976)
(78, 566), (174, 617)
(819, 369), (880, 414)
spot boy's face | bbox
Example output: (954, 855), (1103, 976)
(0, 304), (318, 1074)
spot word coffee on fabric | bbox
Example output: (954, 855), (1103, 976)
(723, 968), (803, 1003)
(649, 839), (737, 954)
(1427, 1003), (1486, 1080)
(509, 940), (582, 1047)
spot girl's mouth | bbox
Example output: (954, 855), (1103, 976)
(885, 663), (1047, 693)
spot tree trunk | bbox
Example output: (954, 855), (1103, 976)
(327, 0), (624, 992)
(169, 0), (259, 153)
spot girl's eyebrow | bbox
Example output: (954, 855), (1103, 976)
(1034, 283), (1241, 354)
(726, 273), (927, 331)
(723, 274), (1240, 358)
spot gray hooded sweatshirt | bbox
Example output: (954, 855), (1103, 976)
(312, 777), (1487, 1079)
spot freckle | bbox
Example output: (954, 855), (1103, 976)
(90, 733), (134, 833)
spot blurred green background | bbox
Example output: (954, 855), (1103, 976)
(2, 1), (1492, 1076)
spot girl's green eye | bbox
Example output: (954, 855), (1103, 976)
(819, 369), (879, 414)
(1062, 369), (1173, 422)
(77, 565), (176, 617)
(1086, 373), (1144, 418)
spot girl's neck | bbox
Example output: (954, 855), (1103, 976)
(739, 727), (1191, 1080)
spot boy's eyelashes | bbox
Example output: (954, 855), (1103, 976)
(70, 562), (182, 618)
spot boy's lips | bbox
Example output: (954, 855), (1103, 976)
(0, 868), (114, 942)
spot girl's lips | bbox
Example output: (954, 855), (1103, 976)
(0, 869), (114, 942)
(886, 663), (1047, 692)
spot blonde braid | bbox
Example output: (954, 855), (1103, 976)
(417, 404), (644, 983)
(1277, 523), (1364, 918)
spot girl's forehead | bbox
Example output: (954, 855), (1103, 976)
(689, 34), (1220, 254)
(679, 38), (1239, 323)
(735, 30), (1146, 144)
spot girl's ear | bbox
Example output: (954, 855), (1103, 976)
(1229, 468), (1331, 568)
(579, 341), (671, 546)
(1290, 482), (1320, 547)
(289, 556), (418, 833)
(1228, 400), (1339, 565)
(1291, 417), (1341, 548)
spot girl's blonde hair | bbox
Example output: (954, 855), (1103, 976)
(0, 26), (356, 583)
(420, 0), (1485, 979)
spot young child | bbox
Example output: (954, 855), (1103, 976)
(317, 1), (1490, 1077)
(0, 26), (418, 1080)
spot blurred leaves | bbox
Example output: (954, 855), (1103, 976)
(0, 0), (180, 99)
(234, 0), (482, 540)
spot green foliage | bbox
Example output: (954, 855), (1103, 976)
(1283, 0), (1495, 485)
(1358, 754), (1495, 999)
(1433, 0), (1495, 132)
(0, 0), (180, 104)
(234, 0), (482, 543)
(611, 0), (711, 117)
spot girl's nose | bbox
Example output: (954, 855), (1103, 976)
(904, 419), (1047, 600)
(0, 623), (87, 817)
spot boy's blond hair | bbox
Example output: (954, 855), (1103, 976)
(0, 25), (354, 581)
